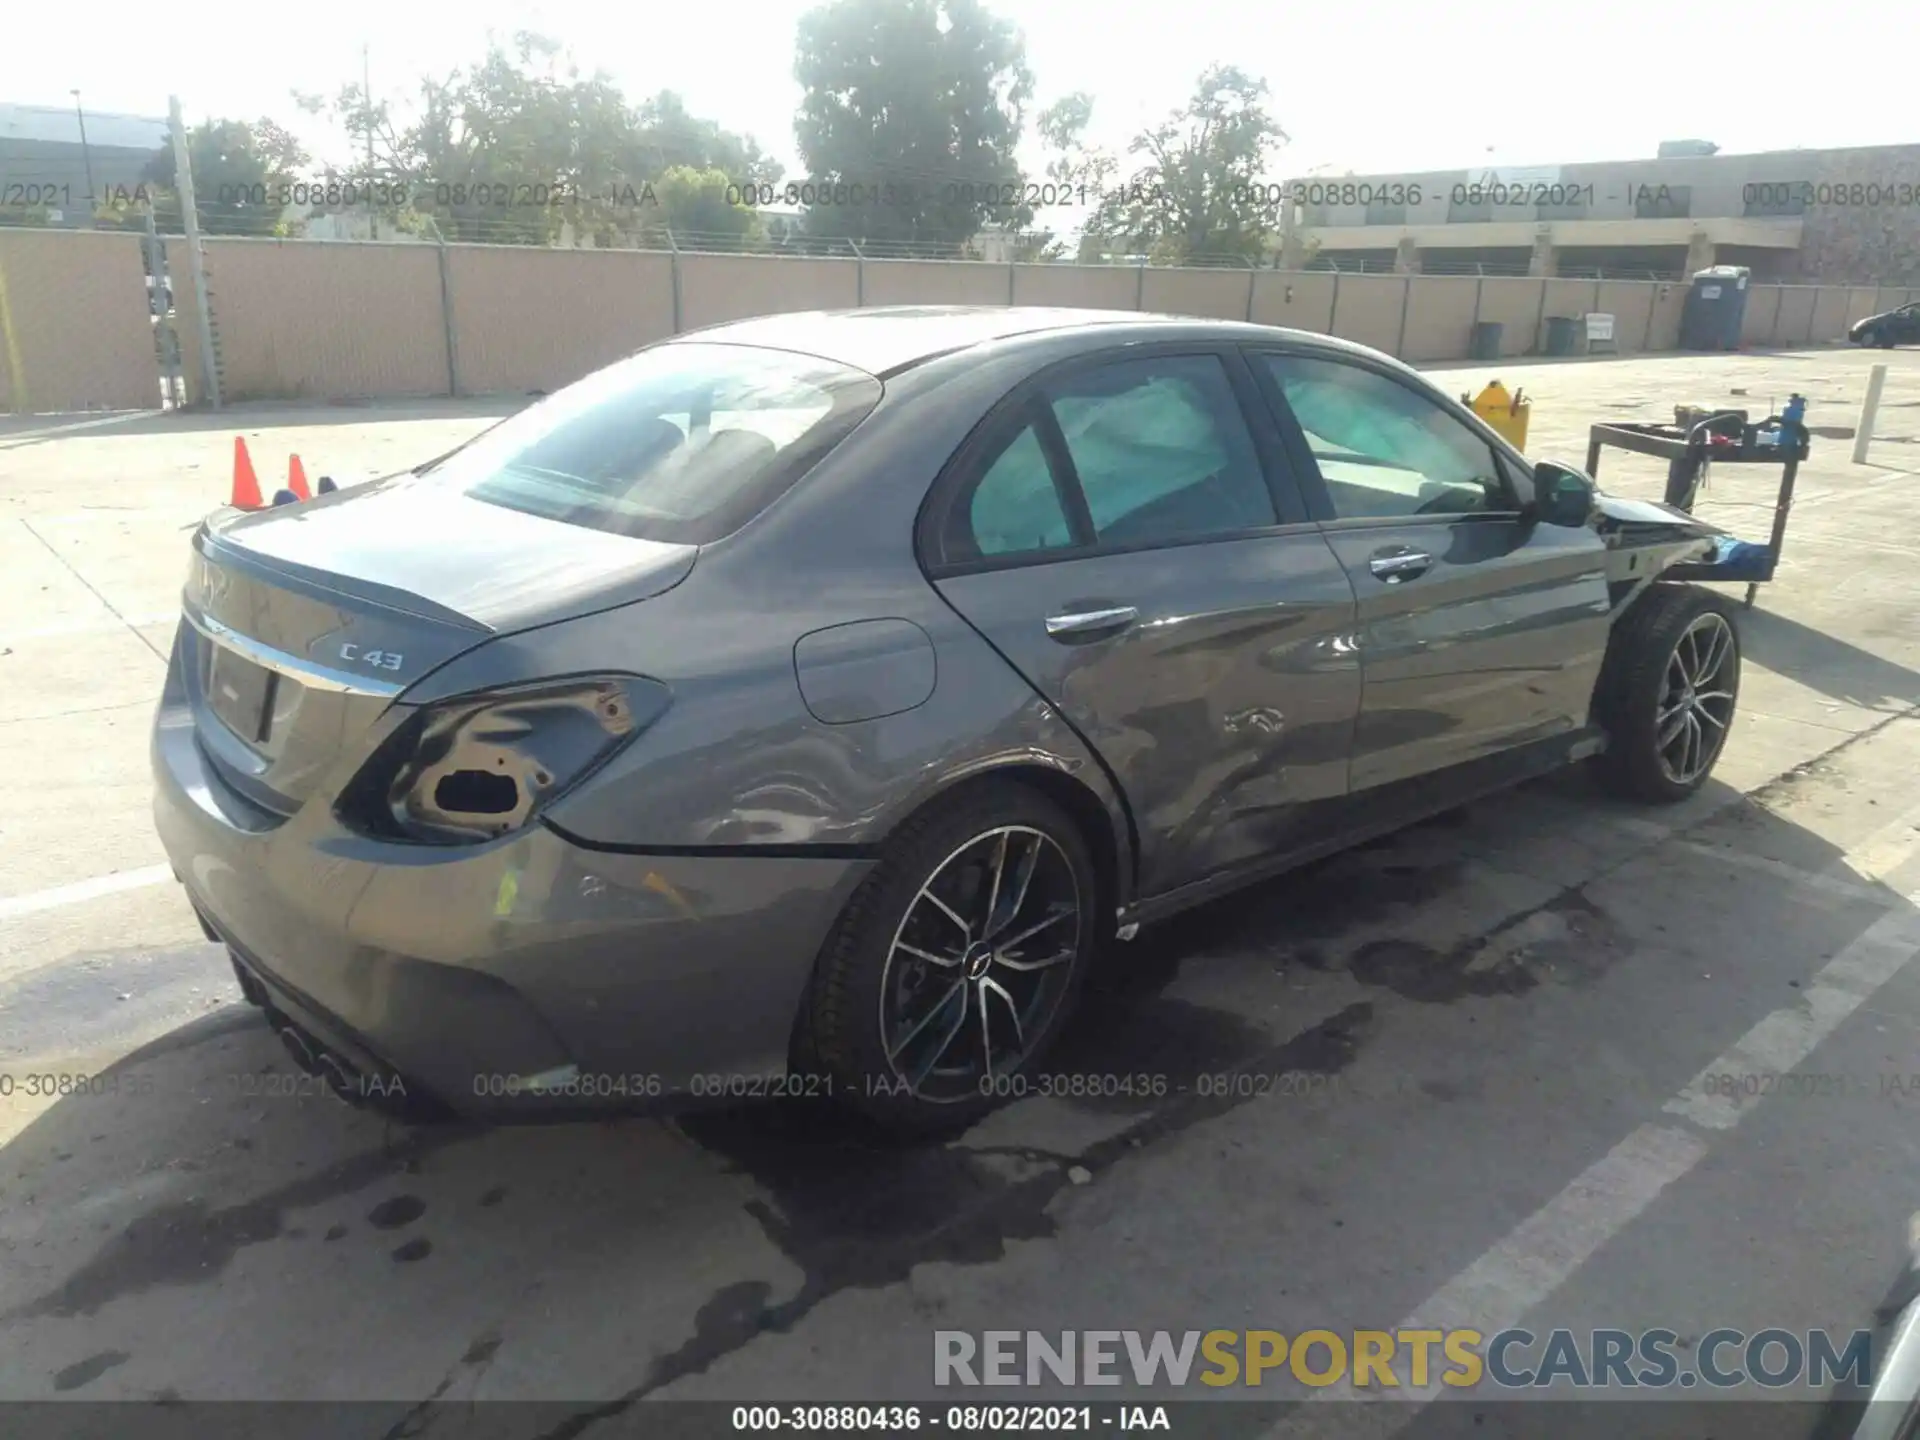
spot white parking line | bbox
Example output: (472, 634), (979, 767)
(1272, 1126), (1712, 1436)
(1665, 904), (1920, 1131)
(1267, 803), (1920, 1439)
(0, 411), (152, 447)
(0, 864), (175, 921)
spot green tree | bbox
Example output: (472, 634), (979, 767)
(1036, 92), (1115, 198)
(1083, 66), (1286, 264)
(793, 0), (1032, 249)
(628, 92), (782, 189)
(655, 165), (764, 246)
(304, 34), (776, 245)
(144, 117), (309, 235)
(1034, 91), (1118, 261)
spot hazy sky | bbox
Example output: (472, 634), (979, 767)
(16, 0), (1916, 180)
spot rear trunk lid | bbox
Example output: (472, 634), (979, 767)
(179, 476), (696, 812)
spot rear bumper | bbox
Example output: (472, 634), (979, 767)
(152, 696), (871, 1119)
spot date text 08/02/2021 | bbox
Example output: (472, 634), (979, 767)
(731, 1405), (1171, 1432)
(208, 180), (658, 210)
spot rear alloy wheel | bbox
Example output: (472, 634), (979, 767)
(1593, 584), (1742, 803)
(801, 783), (1096, 1133)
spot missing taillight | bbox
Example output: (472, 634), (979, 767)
(333, 676), (670, 845)
(433, 768), (520, 817)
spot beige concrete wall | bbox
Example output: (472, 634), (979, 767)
(200, 239), (447, 402)
(1810, 286), (1853, 341)
(678, 253), (858, 329)
(1742, 286), (1783, 346)
(1250, 271), (1335, 333)
(1400, 276), (1478, 363)
(0, 229), (158, 413)
(1475, 278), (1546, 357)
(1141, 267), (1254, 321)
(862, 259), (1011, 307)
(31, 236), (1894, 411)
(1011, 264), (1138, 310)
(1595, 280), (1657, 354)
(1329, 274), (1406, 355)
(1541, 277), (1592, 317)
(443, 245), (676, 396)
(1648, 280), (1688, 351)
(1774, 287), (1818, 345)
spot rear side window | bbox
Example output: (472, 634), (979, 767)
(938, 353), (1277, 565)
(1048, 357), (1275, 545)
(965, 424), (1076, 557)
(418, 342), (881, 543)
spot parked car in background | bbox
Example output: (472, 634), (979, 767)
(1850, 304), (1920, 348)
(153, 307), (1740, 1133)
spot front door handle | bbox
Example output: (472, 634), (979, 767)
(1368, 547), (1433, 583)
(1045, 605), (1138, 639)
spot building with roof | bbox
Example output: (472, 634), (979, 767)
(1292, 141), (1920, 285)
(0, 101), (168, 221)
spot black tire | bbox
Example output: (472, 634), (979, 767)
(798, 780), (1099, 1135)
(1592, 583), (1741, 803)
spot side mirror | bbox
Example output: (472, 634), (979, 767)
(1532, 460), (1596, 527)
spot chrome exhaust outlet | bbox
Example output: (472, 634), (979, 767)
(273, 1019), (316, 1072)
(315, 1051), (364, 1108)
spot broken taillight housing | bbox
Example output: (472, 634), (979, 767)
(336, 676), (670, 844)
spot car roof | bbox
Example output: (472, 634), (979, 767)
(670, 305), (1230, 377)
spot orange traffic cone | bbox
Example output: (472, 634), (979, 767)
(287, 453), (312, 501)
(230, 436), (264, 510)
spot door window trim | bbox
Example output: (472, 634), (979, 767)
(916, 342), (1320, 579)
(1242, 343), (1534, 530)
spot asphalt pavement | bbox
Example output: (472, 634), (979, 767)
(2, 346), (1919, 1438)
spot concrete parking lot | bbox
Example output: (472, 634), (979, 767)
(2, 344), (1919, 1435)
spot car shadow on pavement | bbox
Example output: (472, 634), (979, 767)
(1741, 607), (1920, 716)
(2, 758), (1917, 1412)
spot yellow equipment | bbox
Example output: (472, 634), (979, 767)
(1467, 379), (1531, 451)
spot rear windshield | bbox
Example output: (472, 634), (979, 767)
(419, 342), (881, 543)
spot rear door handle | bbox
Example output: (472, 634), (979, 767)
(1367, 548), (1433, 583)
(1045, 605), (1138, 639)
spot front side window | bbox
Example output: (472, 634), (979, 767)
(1260, 354), (1509, 520)
(417, 342), (881, 543)
(1043, 356), (1276, 546)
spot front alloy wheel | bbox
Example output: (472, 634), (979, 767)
(1654, 612), (1737, 787)
(800, 782), (1097, 1132)
(1593, 583), (1742, 804)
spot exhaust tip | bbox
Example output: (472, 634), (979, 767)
(316, 1051), (364, 1108)
(273, 1019), (316, 1072)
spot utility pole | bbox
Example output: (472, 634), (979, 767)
(71, 90), (96, 219)
(362, 44), (375, 172)
(169, 96), (222, 409)
(363, 43), (378, 239)
(1278, 184), (1297, 271)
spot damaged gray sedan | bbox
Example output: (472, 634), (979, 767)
(153, 306), (1739, 1131)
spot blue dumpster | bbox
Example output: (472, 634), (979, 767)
(1680, 265), (1751, 351)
